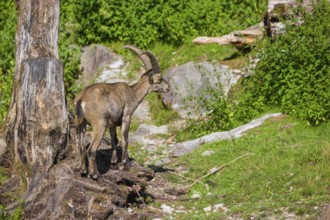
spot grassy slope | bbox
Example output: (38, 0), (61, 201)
(164, 115), (330, 219)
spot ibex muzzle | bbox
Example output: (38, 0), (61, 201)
(74, 45), (169, 180)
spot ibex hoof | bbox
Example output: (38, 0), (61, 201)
(110, 163), (118, 170)
(90, 173), (98, 180)
(80, 170), (88, 176)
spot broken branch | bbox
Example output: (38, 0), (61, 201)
(188, 153), (255, 188)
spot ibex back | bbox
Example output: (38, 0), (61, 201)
(74, 45), (170, 179)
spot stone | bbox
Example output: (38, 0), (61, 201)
(161, 204), (174, 214)
(162, 61), (241, 118)
(79, 44), (126, 86)
(201, 150), (215, 156)
(130, 124), (168, 145)
(172, 113), (282, 157)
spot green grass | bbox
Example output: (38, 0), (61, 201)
(146, 93), (178, 126)
(164, 115), (330, 219)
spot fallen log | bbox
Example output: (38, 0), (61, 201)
(192, 22), (264, 49)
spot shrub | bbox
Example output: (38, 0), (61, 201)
(240, 0), (330, 125)
(70, 0), (267, 47)
(0, 0), (15, 123)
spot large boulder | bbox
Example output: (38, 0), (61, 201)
(79, 44), (126, 86)
(162, 62), (241, 118)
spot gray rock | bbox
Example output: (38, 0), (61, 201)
(79, 44), (126, 86)
(154, 158), (171, 166)
(172, 113), (282, 157)
(201, 150), (215, 156)
(162, 62), (241, 118)
(132, 100), (151, 123)
(130, 124), (168, 145)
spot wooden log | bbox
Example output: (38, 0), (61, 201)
(192, 23), (264, 49)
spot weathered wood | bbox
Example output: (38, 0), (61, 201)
(4, 0), (68, 176)
(193, 0), (316, 47)
(192, 23), (264, 49)
(1, 1), (70, 215)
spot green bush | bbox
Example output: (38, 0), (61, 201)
(70, 0), (266, 47)
(241, 0), (330, 125)
(0, 0), (15, 123)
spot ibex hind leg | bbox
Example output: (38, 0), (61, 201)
(118, 119), (131, 170)
(88, 124), (106, 180)
(78, 120), (88, 176)
(110, 126), (119, 170)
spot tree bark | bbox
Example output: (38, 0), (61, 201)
(4, 0), (68, 185)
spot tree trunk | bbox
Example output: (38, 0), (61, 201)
(4, 0), (68, 192)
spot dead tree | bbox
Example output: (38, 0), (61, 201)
(2, 0), (69, 208)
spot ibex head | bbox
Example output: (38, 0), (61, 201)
(122, 45), (170, 93)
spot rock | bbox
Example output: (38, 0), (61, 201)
(162, 61), (241, 118)
(203, 206), (212, 212)
(154, 158), (171, 166)
(213, 203), (228, 213)
(161, 204), (174, 214)
(79, 44), (126, 86)
(172, 113), (282, 156)
(130, 124), (168, 145)
(201, 150), (215, 156)
(132, 100), (151, 123)
(191, 192), (201, 198)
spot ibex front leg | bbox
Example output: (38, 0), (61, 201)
(87, 121), (106, 180)
(119, 116), (132, 170)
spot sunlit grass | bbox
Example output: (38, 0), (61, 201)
(165, 115), (330, 219)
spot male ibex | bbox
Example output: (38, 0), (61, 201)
(74, 45), (170, 179)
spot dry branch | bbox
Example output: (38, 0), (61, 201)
(188, 153), (255, 188)
(192, 23), (263, 49)
(168, 171), (208, 189)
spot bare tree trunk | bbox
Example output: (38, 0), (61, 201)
(4, 0), (68, 188)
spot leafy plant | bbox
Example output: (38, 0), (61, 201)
(69, 0), (267, 47)
(240, 0), (330, 125)
(0, 0), (15, 124)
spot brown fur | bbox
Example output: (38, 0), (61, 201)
(74, 46), (169, 179)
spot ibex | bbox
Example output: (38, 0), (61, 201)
(74, 45), (170, 180)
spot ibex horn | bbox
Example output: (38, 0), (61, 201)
(141, 51), (161, 74)
(122, 45), (152, 71)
